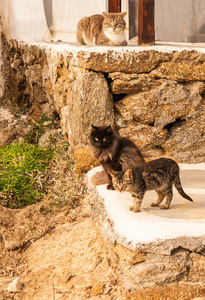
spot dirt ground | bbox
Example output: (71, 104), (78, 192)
(0, 196), (127, 300)
(1, 199), (205, 300)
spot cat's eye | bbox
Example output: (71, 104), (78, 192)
(102, 138), (106, 142)
(94, 138), (99, 142)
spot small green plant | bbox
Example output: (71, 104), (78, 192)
(0, 111), (85, 210)
(0, 142), (54, 208)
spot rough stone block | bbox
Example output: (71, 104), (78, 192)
(162, 108), (205, 163)
(109, 72), (162, 94)
(70, 49), (172, 74)
(119, 124), (167, 150)
(62, 69), (114, 148)
(189, 253), (205, 282)
(151, 61), (205, 82)
(74, 147), (97, 175)
(115, 81), (204, 130)
(114, 244), (146, 265)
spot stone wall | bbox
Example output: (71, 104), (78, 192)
(0, 21), (4, 98)
(1, 36), (205, 165)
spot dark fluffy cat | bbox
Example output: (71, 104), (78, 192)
(89, 125), (145, 189)
(110, 158), (193, 212)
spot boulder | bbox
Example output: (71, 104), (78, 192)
(109, 72), (162, 94)
(53, 66), (85, 114)
(151, 62), (205, 82)
(119, 124), (167, 159)
(119, 124), (166, 150)
(150, 50), (205, 82)
(60, 69), (114, 148)
(115, 81), (204, 130)
(162, 108), (205, 163)
(52, 65), (73, 114)
(74, 147), (97, 175)
(70, 49), (172, 73)
(119, 250), (192, 291)
(114, 244), (146, 265)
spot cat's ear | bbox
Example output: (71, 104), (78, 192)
(105, 125), (112, 133)
(92, 125), (98, 131)
(119, 12), (127, 18)
(102, 12), (109, 18)
(124, 169), (133, 180)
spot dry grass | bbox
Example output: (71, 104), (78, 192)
(45, 148), (86, 210)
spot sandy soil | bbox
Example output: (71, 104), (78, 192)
(1, 195), (205, 300)
(0, 197), (126, 300)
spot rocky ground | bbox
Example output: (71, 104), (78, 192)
(1, 103), (205, 300)
(0, 197), (126, 300)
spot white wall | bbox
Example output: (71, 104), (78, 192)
(50, 0), (108, 42)
(0, 0), (51, 42)
(155, 0), (205, 43)
(1, 0), (205, 44)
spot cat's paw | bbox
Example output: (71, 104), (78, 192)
(108, 41), (121, 46)
(121, 40), (127, 46)
(151, 202), (158, 207)
(129, 206), (141, 213)
(160, 205), (169, 209)
(106, 185), (115, 190)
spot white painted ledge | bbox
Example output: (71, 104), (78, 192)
(87, 164), (205, 249)
(27, 41), (205, 56)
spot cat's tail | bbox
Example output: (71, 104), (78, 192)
(174, 174), (193, 202)
(90, 170), (110, 186)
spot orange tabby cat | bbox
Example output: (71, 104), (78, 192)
(77, 12), (127, 46)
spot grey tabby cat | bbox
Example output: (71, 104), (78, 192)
(77, 12), (127, 46)
(110, 158), (193, 212)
